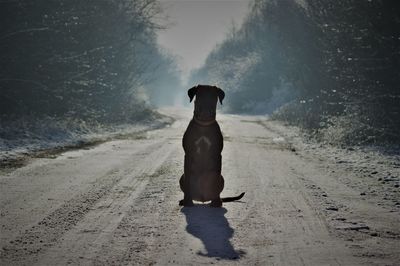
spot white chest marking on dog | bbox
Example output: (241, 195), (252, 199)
(195, 136), (212, 154)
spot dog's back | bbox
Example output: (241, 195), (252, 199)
(182, 119), (223, 202)
(183, 119), (223, 169)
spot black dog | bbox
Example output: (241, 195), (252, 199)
(179, 85), (245, 207)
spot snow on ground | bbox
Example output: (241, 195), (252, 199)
(0, 108), (399, 265)
(265, 118), (400, 212)
(0, 114), (173, 167)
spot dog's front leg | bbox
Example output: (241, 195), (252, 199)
(179, 155), (194, 207)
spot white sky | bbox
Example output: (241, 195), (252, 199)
(157, 0), (251, 84)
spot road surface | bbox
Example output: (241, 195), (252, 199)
(1, 108), (399, 265)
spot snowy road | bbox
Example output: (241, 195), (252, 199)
(1, 108), (399, 265)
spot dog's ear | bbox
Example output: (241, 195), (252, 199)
(217, 87), (225, 105)
(188, 86), (198, 102)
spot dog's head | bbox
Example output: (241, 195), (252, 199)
(188, 85), (225, 121)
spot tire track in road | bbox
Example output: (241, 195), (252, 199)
(34, 145), (177, 265)
(91, 154), (184, 265)
(209, 115), (360, 265)
(0, 139), (175, 265)
(1, 166), (125, 263)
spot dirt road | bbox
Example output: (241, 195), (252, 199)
(1, 108), (399, 265)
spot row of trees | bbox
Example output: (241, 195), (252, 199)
(0, 0), (181, 123)
(190, 0), (400, 145)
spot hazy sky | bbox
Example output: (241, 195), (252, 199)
(157, 0), (251, 84)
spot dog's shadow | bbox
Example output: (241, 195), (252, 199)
(181, 205), (245, 260)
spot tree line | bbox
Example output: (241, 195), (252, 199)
(0, 0), (180, 123)
(190, 0), (400, 145)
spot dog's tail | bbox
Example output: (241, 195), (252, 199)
(221, 192), (245, 202)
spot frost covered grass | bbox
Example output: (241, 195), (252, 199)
(272, 100), (400, 149)
(0, 112), (172, 166)
(262, 118), (400, 214)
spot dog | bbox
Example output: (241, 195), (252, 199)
(179, 85), (245, 207)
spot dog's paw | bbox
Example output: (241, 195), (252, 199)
(210, 199), (222, 208)
(179, 199), (194, 207)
